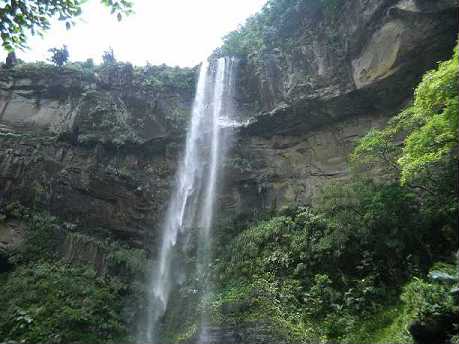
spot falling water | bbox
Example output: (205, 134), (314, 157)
(139, 57), (238, 344)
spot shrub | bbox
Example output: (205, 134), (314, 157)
(402, 264), (458, 321)
(0, 262), (127, 343)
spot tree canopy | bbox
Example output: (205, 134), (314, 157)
(48, 45), (69, 66)
(218, 0), (343, 57)
(0, 0), (133, 51)
(352, 47), (458, 188)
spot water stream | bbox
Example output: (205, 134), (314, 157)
(139, 57), (238, 344)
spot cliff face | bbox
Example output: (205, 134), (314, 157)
(221, 0), (458, 221)
(0, 64), (195, 247)
(0, 0), (457, 251)
(236, 0), (458, 126)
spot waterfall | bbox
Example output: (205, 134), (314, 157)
(139, 57), (238, 344)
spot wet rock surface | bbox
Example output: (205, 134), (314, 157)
(221, 0), (458, 219)
(0, 122), (178, 248)
(237, 0), (457, 134)
(190, 323), (290, 344)
(0, 63), (197, 248)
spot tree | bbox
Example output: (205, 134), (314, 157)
(351, 47), (458, 189)
(102, 47), (116, 65)
(0, 0), (133, 52)
(5, 52), (17, 67)
(349, 47), (458, 255)
(48, 45), (69, 66)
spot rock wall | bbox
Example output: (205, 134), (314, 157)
(221, 0), (458, 221)
(236, 0), (458, 128)
(0, 64), (195, 248)
(223, 111), (389, 217)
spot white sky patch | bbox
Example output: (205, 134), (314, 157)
(0, 0), (267, 67)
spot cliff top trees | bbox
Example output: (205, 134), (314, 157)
(102, 47), (116, 65)
(218, 0), (344, 57)
(48, 45), (69, 67)
(0, 0), (133, 51)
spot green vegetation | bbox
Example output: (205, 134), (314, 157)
(0, 0), (133, 51)
(4, 60), (90, 81)
(0, 262), (126, 343)
(102, 47), (117, 65)
(3, 57), (195, 94)
(139, 63), (196, 92)
(206, 48), (458, 343)
(352, 47), (458, 191)
(218, 0), (343, 57)
(48, 45), (70, 67)
(402, 264), (458, 325)
(0, 204), (147, 343)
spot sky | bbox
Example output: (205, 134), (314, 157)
(0, 0), (267, 67)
